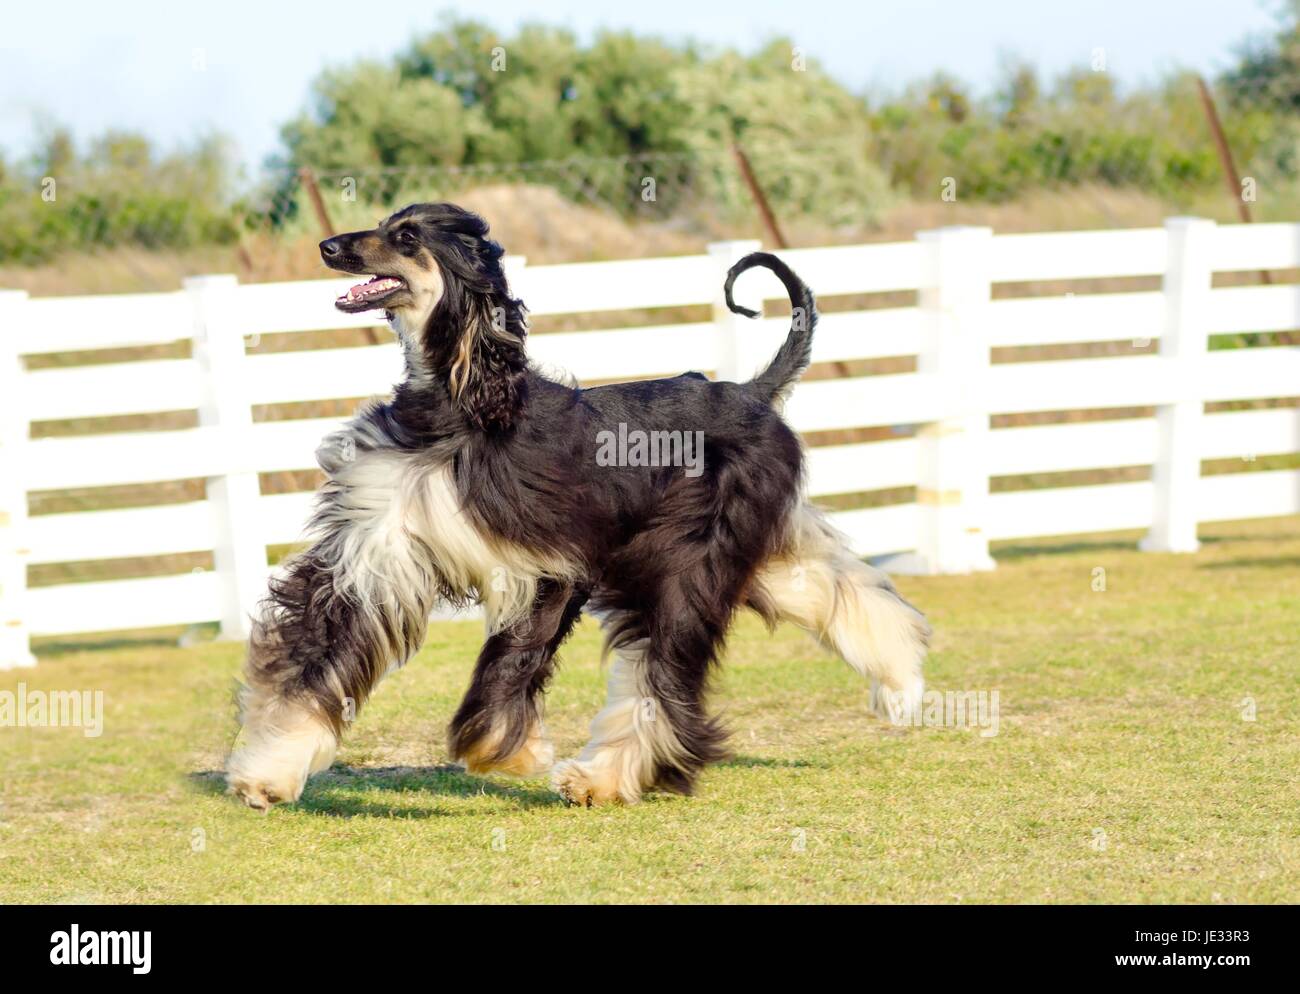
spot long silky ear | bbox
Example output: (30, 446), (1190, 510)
(449, 296), (528, 431)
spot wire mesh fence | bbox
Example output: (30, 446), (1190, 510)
(0, 69), (1297, 292)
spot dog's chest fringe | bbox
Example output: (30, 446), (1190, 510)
(312, 447), (575, 633)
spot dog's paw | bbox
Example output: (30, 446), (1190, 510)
(551, 759), (624, 808)
(870, 675), (925, 726)
(226, 774), (299, 813)
(521, 736), (556, 776)
(458, 725), (555, 778)
(225, 752), (309, 813)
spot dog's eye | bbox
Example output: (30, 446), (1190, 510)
(397, 229), (418, 247)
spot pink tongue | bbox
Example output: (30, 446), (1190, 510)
(342, 277), (400, 300)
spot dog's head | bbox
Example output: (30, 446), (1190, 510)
(320, 203), (527, 431)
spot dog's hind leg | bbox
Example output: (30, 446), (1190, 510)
(551, 604), (732, 807)
(749, 504), (930, 724)
(448, 580), (587, 777)
(552, 522), (753, 809)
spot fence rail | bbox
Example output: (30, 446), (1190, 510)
(2, 218), (1298, 664)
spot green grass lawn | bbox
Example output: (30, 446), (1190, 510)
(1, 516), (1297, 904)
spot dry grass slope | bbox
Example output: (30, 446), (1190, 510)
(1, 183), (1274, 296)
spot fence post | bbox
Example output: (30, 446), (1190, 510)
(912, 226), (996, 575)
(187, 274), (265, 641)
(0, 290), (35, 669)
(709, 240), (764, 381)
(1141, 217), (1215, 554)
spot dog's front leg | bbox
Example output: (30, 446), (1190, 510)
(227, 461), (437, 810)
(225, 551), (350, 811)
(448, 580), (588, 777)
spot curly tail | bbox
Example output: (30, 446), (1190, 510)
(723, 251), (818, 402)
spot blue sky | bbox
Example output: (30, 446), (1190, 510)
(0, 0), (1282, 175)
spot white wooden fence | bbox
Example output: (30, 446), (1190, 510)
(2, 217), (1298, 666)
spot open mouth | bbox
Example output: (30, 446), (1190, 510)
(334, 275), (406, 312)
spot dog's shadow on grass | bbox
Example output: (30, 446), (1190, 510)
(719, 755), (821, 770)
(189, 764), (560, 818)
(190, 754), (813, 817)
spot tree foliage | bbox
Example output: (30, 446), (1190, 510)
(278, 21), (892, 224)
(0, 127), (238, 264)
(1, 9), (1298, 265)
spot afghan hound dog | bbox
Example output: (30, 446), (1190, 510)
(226, 202), (930, 811)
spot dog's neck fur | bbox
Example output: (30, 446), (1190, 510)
(379, 257), (532, 438)
(376, 307), (488, 451)
(385, 283), (442, 388)
(386, 309), (430, 388)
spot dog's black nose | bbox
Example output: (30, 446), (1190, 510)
(320, 238), (342, 260)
